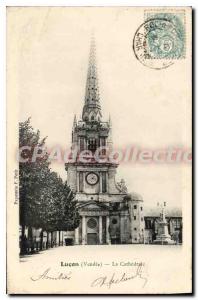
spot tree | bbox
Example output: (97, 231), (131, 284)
(19, 118), (80, 254)
(60, 182), (80, 231)
(19, 118), (50, 254)
(39, 173), (80, 247)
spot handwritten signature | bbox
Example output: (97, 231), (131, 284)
(30, 268), (72, 281)
(91, 265), (148, 289)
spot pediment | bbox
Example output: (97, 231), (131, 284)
(78, 201), (110, 211)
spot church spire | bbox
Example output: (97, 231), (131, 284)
(82, 36), (102, 122)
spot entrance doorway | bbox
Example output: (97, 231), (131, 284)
(86, 217), (98, 245)
(87, 233), (98, 245)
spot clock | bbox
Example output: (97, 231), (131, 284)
(86, 172), (99, 185)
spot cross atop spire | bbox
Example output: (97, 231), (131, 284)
(82, 36), (102, 123)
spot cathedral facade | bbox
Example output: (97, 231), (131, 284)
(65, 39), (144, 245)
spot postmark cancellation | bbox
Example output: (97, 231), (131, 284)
(133, 10), (186, 69)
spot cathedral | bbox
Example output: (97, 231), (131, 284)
(65, 39), (145, 245)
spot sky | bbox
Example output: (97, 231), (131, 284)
(10, 7), (191, 208)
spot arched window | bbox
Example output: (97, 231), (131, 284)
(79, 137), (84, 151)
(88, 139), (97, 152)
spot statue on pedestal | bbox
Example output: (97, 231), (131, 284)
(153, 202), (175, 245)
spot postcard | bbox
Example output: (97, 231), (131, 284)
(7, 6), (192, 294)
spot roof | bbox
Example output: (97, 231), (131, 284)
(125, 192), (143, 201)
(144, 206), (182, 218)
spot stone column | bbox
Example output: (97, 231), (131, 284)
(99, 216), (103, 244)
(77, 172), (79, 192)
(82, 216), (86, 245)
(74, 227), (79, 245)
(99, 172), (102, 193)
(106, 216), (111, 244)
(106, 172), (108, 193)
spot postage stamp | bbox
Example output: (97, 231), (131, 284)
(133, 10), (186, 69)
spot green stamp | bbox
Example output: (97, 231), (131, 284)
(144, 12), (186, 59)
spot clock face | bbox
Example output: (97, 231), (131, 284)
(86, 172), (99, 185)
